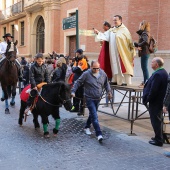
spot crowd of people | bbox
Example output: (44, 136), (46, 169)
(16, 50), (110, 142)
(17, 52), (73, 89)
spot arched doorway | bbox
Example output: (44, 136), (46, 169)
(36, 16), (45, 53)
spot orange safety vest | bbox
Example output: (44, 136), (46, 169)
(73, 58), (88, 71)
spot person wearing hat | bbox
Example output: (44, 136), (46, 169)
(0, 33), (23, 81)
(0, 33), (14, 58)
(71, 49), (89, 116)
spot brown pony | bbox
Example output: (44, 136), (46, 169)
(0, 40), (18, 114)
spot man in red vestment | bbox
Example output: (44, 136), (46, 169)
(94, 15), (135, 86)
(98, 21), (112, 79)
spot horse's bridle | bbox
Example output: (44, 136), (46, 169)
(58, 84), (71, 104)
(5, 43), (17, 62)
(37, 84), (71, 107)
(5, 56), (15, 64)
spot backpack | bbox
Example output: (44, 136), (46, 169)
(68, 73), (74, 87)
(148, 36), (157, 53)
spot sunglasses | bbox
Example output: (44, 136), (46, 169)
(92, 68), (99, 70)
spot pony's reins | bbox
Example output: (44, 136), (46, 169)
(35, 85), (71, 107)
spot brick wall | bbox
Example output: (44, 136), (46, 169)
(85, 0), (104, 54)
(158, 0), (170, 50)
(59, 0), (170, 55)
(1, 0), (170, 57)
(60, 0), (89, 54)
(128, 0), (159, 47)
(51, 9), (60, 52)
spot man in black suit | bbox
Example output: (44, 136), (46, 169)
(143, 57), (168, 147)
(162, 75), (170, 157)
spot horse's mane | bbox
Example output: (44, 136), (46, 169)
(43, 81), (70, 90)
(41, 81), (70, 97)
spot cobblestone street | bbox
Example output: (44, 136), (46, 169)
(1, 0), (170, 169)
(0, 90), (170, 170)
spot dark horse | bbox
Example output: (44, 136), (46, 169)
(19, 82), (72, 138)
(0, 41), (18, 114)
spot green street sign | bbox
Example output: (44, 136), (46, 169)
(62, 15), (76, 30)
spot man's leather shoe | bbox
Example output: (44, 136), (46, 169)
(121, 83), (127, 86)
(110, 82), (117, 85)
(1, 97), (5, 101)
(149, 140), (163, 147)
(151, 137), (155, 140)
(77, 111), (84, 116)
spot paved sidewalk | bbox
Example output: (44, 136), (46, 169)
(97, 89), (170, 148)
(0, 89), (170, 170)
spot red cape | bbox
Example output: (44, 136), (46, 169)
(98, 41), (112, 78)
(98, 41), (127, 78)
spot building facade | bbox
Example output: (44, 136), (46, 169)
(0, 0), (170, 81)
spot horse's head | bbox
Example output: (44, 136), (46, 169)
(58, 82), (72, 111)
(5, 40), (18, 62)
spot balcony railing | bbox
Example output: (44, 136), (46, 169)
(1, 1), (23, 20)
(24, 0), (41, 7)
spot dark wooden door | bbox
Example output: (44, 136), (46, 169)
(69, 36), (76, 58)
(36, 16), (45, 53)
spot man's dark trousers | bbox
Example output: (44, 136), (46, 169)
(149, 103), (163, 143)
(74, 85), (84, 112)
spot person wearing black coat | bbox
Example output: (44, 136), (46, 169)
(23, 65), (30, 87)
(163, 74), (170, 157)
(61, 63), (67, 81)
(58, 57), (67, 82)
(21, 57), (27, 66)
(134, 20), (150, 86)
(143, 57), (168, 147)
(27, 53), (50, 110)
(30, 54), (50, 89)
(163, 74), (170, 120)
(51, 60), (64, 82)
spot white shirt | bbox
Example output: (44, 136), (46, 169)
(0, 41), (7, 55)
(0, 41), (19, 55)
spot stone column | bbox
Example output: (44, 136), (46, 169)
(43, 5), (52, 55)
(26, 12), (32, 57)
(50, 1), (60, 53)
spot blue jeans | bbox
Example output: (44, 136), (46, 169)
(141, 54), (150, 83)
(85, 98), (102, 137)
(1, 89), (4, 98)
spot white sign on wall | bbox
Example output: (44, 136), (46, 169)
(79, 29), (95, 36)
